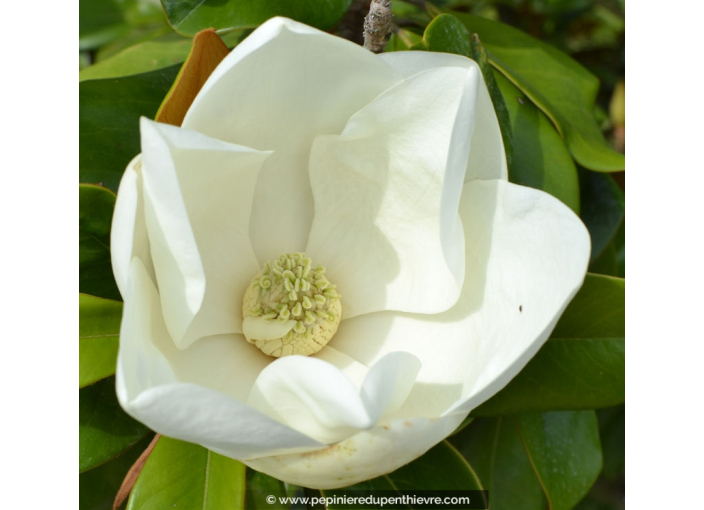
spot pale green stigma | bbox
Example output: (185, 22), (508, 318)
(241, 252), (342, 358)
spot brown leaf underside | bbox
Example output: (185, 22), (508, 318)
(155, 29), (230, 127)
(113, 434), (162, 510)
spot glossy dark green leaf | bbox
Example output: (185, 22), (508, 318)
(574, 493), (622, 510)
(588, 242), (618, 277)
(245, 469), (290, 509)
(80, 434), (154, 510)
(453, 417), (546, 510)
(597, 405), (625, 480)
(613, 222), (625, 277)
(80, 65), (180, 191)
(472, 273), (624, 416)
(469, 33), (513, 173)
(80, 294), (123, 387)
(161, 0), (352, 36)
(128, 436), (246, 509)
(419, 13), (471, 56)
(496, 72), (580, 214)
(517, 411), (602, 510)
(325, 441), (484, 509)
(454, 13), (624, 172)
(79, 0), (130, 50)
(80, 377), (150, 473)
(80, 40), (193, 81)
(580, 170), (625, 262)
(80, 0), (168, 52)
(79, 184), (121, 301)
(390, 441), (483, 490)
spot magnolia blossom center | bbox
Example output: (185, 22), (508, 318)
(241, 252), (342, 357)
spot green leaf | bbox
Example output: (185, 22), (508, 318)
(453, 417), (546, 510)
(79, 185), (120, 301)
(588, 242), (618, 277)
(80, 40), (193, 81)
(420, 13), (471, 56)
(472, 273), (624, 416)
(161, 0), (353, 36)
(469, 33), (514, 174)
(245, 471), (285, 509)
(454, 412), (601, 510)
(80, 434), (155, 510)
(80, 0), (131, 50)
(517, 411), (602, 510)
(79, 0), (168, 52)
(386, 28), (423, 52)
(390, 441), (484, 490)
(596, 405), (625, 480)
(128, 436), (246, 509)
(496, 72), (580, 214)
(80, 65), (181, 192)
(80, 294), (123, 388)
(454, 13), (625, 172)
(574, 494), (622, 510)
(80, 377), (150, 473)
(580, 170), (625, 263)
(614, 222), (625, 277)
(325, 441), (485, 507)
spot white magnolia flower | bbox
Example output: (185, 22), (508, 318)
(111, 17), (590, 489)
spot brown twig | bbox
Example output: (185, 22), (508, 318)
(363, 0), (394, 53)
(339, 0), (370, 45)
(112, 434), (162, 510)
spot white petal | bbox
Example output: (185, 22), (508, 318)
(242, 316), (296, 342)
(247, 352), (420, 444)
(360, 351), (421, 420)
(243, 414), (465, 489)
(116, 257), (324, 459)
(380, 51), (508, 181)
(182, 17), (401, 264)
(111, 155), (155, 296)
(306, 65), (482, 317)
(330, 180), (590, 418)
(139, 118), (270, 348)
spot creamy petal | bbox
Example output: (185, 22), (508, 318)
(380, 51), (508, 181)
(116, 257), (324, 459)
(242, 316), (296, 342)
(306, 66), (482, 318)
(247, 352), (420, 444)
(330, 180), (590, 418)
(111, 155), (155, 296)
(140, 118), (270, 349)
(243, 414), (465, 489)
(182, 17), (401, 264)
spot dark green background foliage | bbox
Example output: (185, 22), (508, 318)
(79, 1), (624, 508)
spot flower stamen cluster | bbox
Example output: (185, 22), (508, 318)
(242, 252), (342, 357)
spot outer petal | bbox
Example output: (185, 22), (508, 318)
(247, 352), (420, 444)
(329, 180), (590, 418)
(139, 119), (270, 348)
(306, 65), (482, 317)
(116, 257), (325, 459)
(380, 51), (508, 181)
(182, 17), (401, 264)
(243, 414), (465, 489)
(111, 155), (155, 296)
